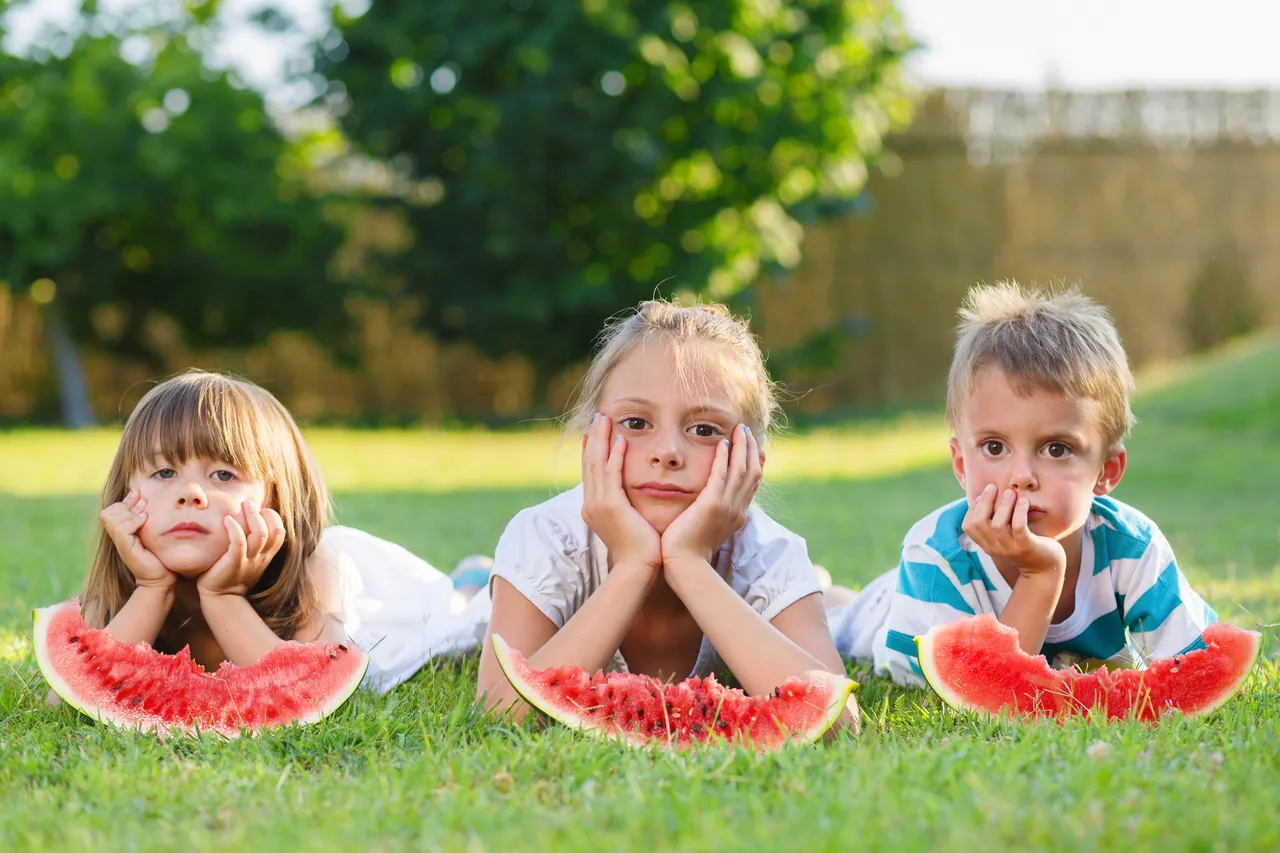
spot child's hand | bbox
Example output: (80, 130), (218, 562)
(196, 501), (286, 599)
(661, 424), (762, 569)
(580, 415), (663, 573)
(962, 485), (1066, 577)
(100, 490), (176, 589)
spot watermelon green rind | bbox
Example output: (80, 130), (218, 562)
(34, 599), (369, 738)
(915, 613), (1261, 722)
(491, 633), (857, 749)
(491, 633), (631, 744)
(33, 602), (119, 728)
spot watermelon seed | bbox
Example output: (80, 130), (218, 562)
(131, 696), (143, 706)
(68, 636), (80, 643)
(78, 646), (89, 654)
(692, 722), (704, 735)
(113, 682), (124, 691)
(338, 644), (348, 652)
(636, 707), (644, 718)
(715, 718), (729, 730)
(329, 652), (338, 660)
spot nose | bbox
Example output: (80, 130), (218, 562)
(648, 427), (683, 470)
(176, 481), (208, 508)
(1008, 452), (1038, 492)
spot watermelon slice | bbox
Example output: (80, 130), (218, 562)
(916, 614), (1261, 722)
(34, 599), (368, 737)
(491, 634), (857, 749)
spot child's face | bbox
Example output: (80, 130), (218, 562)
(598, 341), (752, 535)
(949, 368), (1125, 543)
(131, 455), (269, 578)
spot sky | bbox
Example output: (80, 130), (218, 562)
(7, 0), (1280, 100)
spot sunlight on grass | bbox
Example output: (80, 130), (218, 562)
(0, 626), (29, 665)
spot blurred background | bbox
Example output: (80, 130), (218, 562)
(2, 0), (1277, 428)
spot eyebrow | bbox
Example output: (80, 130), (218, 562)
(611, 397), (738, 422)
(972, 427), (1089, 445)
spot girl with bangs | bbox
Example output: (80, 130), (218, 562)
(69, 370), (488, 695)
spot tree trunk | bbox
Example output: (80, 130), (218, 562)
(40, 300), (94, 428)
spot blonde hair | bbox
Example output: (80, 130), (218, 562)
(946, 281), (1135, 448)
(82, 371), (331, 641)
(565, 299), (780, 442)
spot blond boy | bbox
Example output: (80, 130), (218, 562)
(829, 282), (1217, 685)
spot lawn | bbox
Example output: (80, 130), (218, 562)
(1, 335), (1277, 852)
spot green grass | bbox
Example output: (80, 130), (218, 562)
(2, 334), (1279, 852)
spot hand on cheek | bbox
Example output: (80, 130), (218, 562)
(962, 484), (1065, 577)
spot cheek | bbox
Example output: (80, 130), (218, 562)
(688, 443), (720, 485)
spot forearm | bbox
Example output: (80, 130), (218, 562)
(999, 572), (1064, 655)
(479, 563), (656, 716)
(103, 584), (175, 646)
(199, 593), (285, 666)
(666, 557), (833, 697)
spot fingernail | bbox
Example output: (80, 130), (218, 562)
(723, 440), (730, 448)
(592, 413), (600, 425)
(614, 435), (621, 444)
(743, 425), (753, 437)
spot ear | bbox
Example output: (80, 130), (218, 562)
(1093, 444), (1127, 496)
(948, 436), (967, 490)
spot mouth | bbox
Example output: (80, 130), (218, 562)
(165, 521), (210, 537)
(1026, 507), (1047, 520)
(632, 482), (693, 500)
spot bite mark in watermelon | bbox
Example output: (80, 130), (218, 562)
(34, 599), (368, 737)
(916, 614), (1261, 722)
(491, 634), (857, 749)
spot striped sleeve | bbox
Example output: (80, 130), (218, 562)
(1111, 529), (1217, 661)
(876, 536), (985, 687)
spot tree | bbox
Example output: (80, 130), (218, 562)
(0, 1), (347, 425)
(318, 0), (913, 396)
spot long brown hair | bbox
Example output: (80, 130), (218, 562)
(81, 371), (331, 640)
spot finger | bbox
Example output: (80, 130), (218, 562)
(990, 488), (1017, 529)
(1010, 495), (1030, 536)
(222, 514), (247, 565)
(605, 433), (627, 500)
(725, 424), (749, 492)
(132, 497), (147, 517)
(961, 484), (992, 533)
(123, 489), (139, 510)
(101, 506), (143, 537)
(261, 508), (287, 561)
(705, 437), (731, 499)
(581, 414), (610, 481)
(738, 425), (763, 501)
(243, 500), (268, 557)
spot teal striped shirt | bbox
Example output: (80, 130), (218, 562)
(873, 496), (1217, 686)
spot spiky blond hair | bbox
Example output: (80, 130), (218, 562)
(946, 281), (1135, 447)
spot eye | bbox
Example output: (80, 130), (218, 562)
(981, 440), (1005, 457)
(154, 468), (175, 480)
(211, 469), (236, 483)
(1044, 442), (1073, 459)
(621, 416), (649, 431)
(689, 423), (720, 439)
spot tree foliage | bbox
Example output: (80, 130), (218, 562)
(319, 0), (913, 383)
(0, 1), (346, 370)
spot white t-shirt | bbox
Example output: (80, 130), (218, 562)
(490, 485), (824, 678)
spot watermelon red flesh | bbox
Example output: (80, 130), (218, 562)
(34, 599), (368, 737)
(915, 614), (1261, 722)
(490, 634), (856, 749)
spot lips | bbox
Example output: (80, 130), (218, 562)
(633, 482), (692, 499)
(165, 521), (210, 536)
